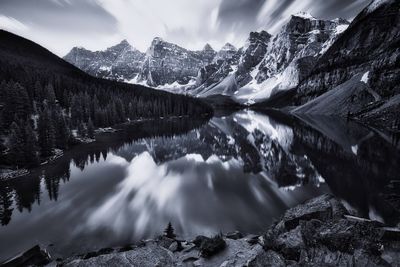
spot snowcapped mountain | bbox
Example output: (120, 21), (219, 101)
(213, 43), (238, 62)
(192, 31), (271, 97)
(64, 40), (145, 82)
(192, 12), (349, 104)
(62, 11), (363, 105)
(293, 0), (400, 131)
(137, 37), (216, 87)
(62, 0), (398, 121)
(296, 0), (399, 104)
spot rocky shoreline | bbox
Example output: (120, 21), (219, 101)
(3, 194), (399, 267)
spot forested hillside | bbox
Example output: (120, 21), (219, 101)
(0, 30), (212, 168)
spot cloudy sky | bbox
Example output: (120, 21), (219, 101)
(0, 0), (371, 56)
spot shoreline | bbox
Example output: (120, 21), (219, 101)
(3, 194), (399, 266)
(0, 114), (213, 182)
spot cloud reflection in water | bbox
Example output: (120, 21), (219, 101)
(85, 150), (323, 240)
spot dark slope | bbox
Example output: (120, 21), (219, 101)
(296, 0), (400, 104)
(252, 88), (297, 109)
(0, 30), (213, 116)
(0, 30), (87, 77)
(293, 0), (400, 132)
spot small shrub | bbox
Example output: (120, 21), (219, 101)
(198, 234), (226, 258)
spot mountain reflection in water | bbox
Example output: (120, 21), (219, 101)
(0, 110), (399, 261)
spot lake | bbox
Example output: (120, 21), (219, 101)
(0, 110), (399, 261)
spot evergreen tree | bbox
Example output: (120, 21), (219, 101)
(8, 121), (24, 166)
(45, 83), (56, 105)
(0, 137), (6, 153)
(0, 115), (3, 135)
(70, 95), (82, 127)
(164, 222), (176, 239)
(87, 118), (95, 139)
(54, 111), (70, 149)
(33, 81), (43, 102)
(23, 123), (39, 167)
(13, 83), (31, 121)
(38, 107), (55, 157)
(77, 121), (87, 137)
(0, 186), (14, 225)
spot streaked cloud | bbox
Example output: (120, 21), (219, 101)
(0, 0), (371, 56)
(0, 15), (29, 32)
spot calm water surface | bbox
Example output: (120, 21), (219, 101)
(0, 110), (399, 261)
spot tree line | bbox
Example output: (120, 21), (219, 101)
(0, 78), (212, 168)
(0, 30), (212, 168)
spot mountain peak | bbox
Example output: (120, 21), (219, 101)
(292, 11), (316, 20)
(119, 39), (130, 46)
(203, 43), (214, 51)
(248, 30), (272, 43)
(152, 37), (164, 44)
(221, 43), (237, 51)
(107, 39), (133, 52)
(72, 46), (89, 52)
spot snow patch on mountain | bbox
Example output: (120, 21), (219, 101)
(293, 11), (316, 20)
(235, 62), (299, 105)
(64, 11), (351, 103)
(319, 22), (349, 55)
(208, 14), (350, 104)
(361, 71), (370, 84)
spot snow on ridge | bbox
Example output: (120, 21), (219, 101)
(335, 24), (349, 34)
(125, 75), (148, 86)
(99, 65), (112, 72)
(220, 43), (237, 51)
(361, 71), (370, 84)
(293, 11), (316, 20)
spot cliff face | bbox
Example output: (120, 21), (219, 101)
(296, 0), (400, 105)
(63, 40), (145, 82)
(231, 13), (350, 104)
(256, 14), (347, 84)
(64, 39), (217, 87)
(14, 195), (400, 267)
(138, 38), (216, 86)
(236, 31), (272, 87)
(193, 42), (242, 94)
(191, 15), (347, 103)
(62, 0), (399, 121)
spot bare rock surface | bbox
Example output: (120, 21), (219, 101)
(63, 242), (175, 267)
(6, 194), (399, 266)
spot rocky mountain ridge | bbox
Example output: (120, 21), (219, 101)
(64, 38), (218, 87)
(63, 12), (349, 101)
(137, 37), (217, 86)
(63, 40), (145, 82)
(63, 0), (400, 132)
(293, 0), (400, 132)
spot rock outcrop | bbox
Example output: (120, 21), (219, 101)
(191, 14), (349, 103)
(138, 38), (216, 87)
(64, 40), (145, 82)
(1, 245), (51, 267)
(294, 0), (400, 131)
(63, 13), (348, 104)
(233, 13), (349, 103)
(8, 194), (399, 266)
